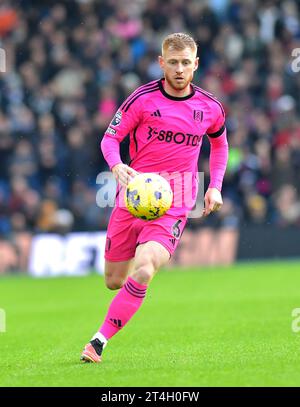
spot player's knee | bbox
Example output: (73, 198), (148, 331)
(105, 277), (125, 290)
(132, 264), (155, 285)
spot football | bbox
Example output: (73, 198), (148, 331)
(124, 173), (173, 220)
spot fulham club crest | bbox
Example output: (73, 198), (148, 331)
(193, 110), (203, 122)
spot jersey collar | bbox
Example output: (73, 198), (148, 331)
(159, 78), (195, 101)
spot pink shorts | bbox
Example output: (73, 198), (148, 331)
(104, 207), (187, 262)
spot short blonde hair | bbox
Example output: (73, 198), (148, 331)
(162, 33), (197, 55)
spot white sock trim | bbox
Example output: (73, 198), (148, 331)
(91, 332), (108, 348)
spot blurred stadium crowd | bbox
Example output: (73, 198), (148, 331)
(1, 0), (300, 237)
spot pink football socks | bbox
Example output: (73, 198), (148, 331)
(99, 276), (148, 340)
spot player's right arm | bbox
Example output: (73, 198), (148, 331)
(101, 92), (142, 187)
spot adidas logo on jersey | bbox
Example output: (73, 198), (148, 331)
(151, 110), (161, 117)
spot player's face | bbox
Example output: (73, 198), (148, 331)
(159, 47), (199, 95)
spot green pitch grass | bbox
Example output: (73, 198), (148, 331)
(1, 261), (300, 387)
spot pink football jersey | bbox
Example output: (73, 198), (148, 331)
(101, 79), (228, 216)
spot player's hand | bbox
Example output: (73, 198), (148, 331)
(112, 163), (138, 187)
(202, 188), (223, 217)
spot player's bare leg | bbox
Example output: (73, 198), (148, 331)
(104, 259), (134, 290)
(131, 241), (170, 284)
(81, 241), (169, 363)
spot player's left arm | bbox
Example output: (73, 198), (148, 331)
(203, 104), (228, 216)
